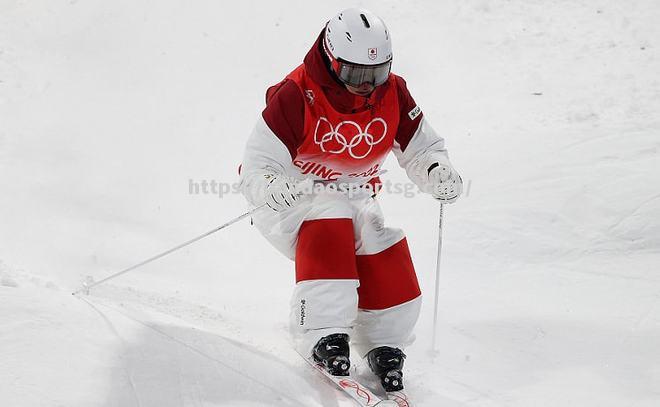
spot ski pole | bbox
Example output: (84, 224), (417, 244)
(72, 203), (267, 296)
(431, 203), (445, 352)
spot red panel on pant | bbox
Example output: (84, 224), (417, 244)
(295, 218), (359, 283)
(356, 238), (421, 310)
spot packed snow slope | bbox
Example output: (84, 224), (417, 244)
(1, 0), (659, 406)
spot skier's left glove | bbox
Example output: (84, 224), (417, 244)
(427, 162), (463, 203)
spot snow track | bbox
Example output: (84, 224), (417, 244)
(76, 288), (320, 407)
(1, 278), (356, 406)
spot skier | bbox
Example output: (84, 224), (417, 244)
(239, 8), (462, 395)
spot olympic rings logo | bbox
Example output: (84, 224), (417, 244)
(313, 117), (388, 159)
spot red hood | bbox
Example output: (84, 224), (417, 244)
(303, 29), (391, 114)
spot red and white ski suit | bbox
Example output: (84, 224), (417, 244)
(239, 31), (450, 357)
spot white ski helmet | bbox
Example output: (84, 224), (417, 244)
(323, 8), (393, 87)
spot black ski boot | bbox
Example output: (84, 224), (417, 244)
(366, 346), (406, 392)
(312, 333), (351, 376)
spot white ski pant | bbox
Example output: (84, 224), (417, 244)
(251, 189), (422, 358)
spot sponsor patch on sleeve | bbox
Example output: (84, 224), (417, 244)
(408, 105), (422, 120)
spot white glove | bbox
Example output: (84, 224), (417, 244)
(263, 174), (306, 212)
(427, 162), (463, 203)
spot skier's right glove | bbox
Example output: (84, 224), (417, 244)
(263, 174), (308, 212)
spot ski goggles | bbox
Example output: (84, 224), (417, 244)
(333, 59), (392, 88)
(322, 36), (392, 88)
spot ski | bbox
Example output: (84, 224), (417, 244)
(386, 390), (412, 407)
(303, 355), (399, 406)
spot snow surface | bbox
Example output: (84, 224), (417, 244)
(1, 1), (659, 406)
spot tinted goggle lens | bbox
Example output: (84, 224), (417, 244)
(336, 60), (392, 87)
